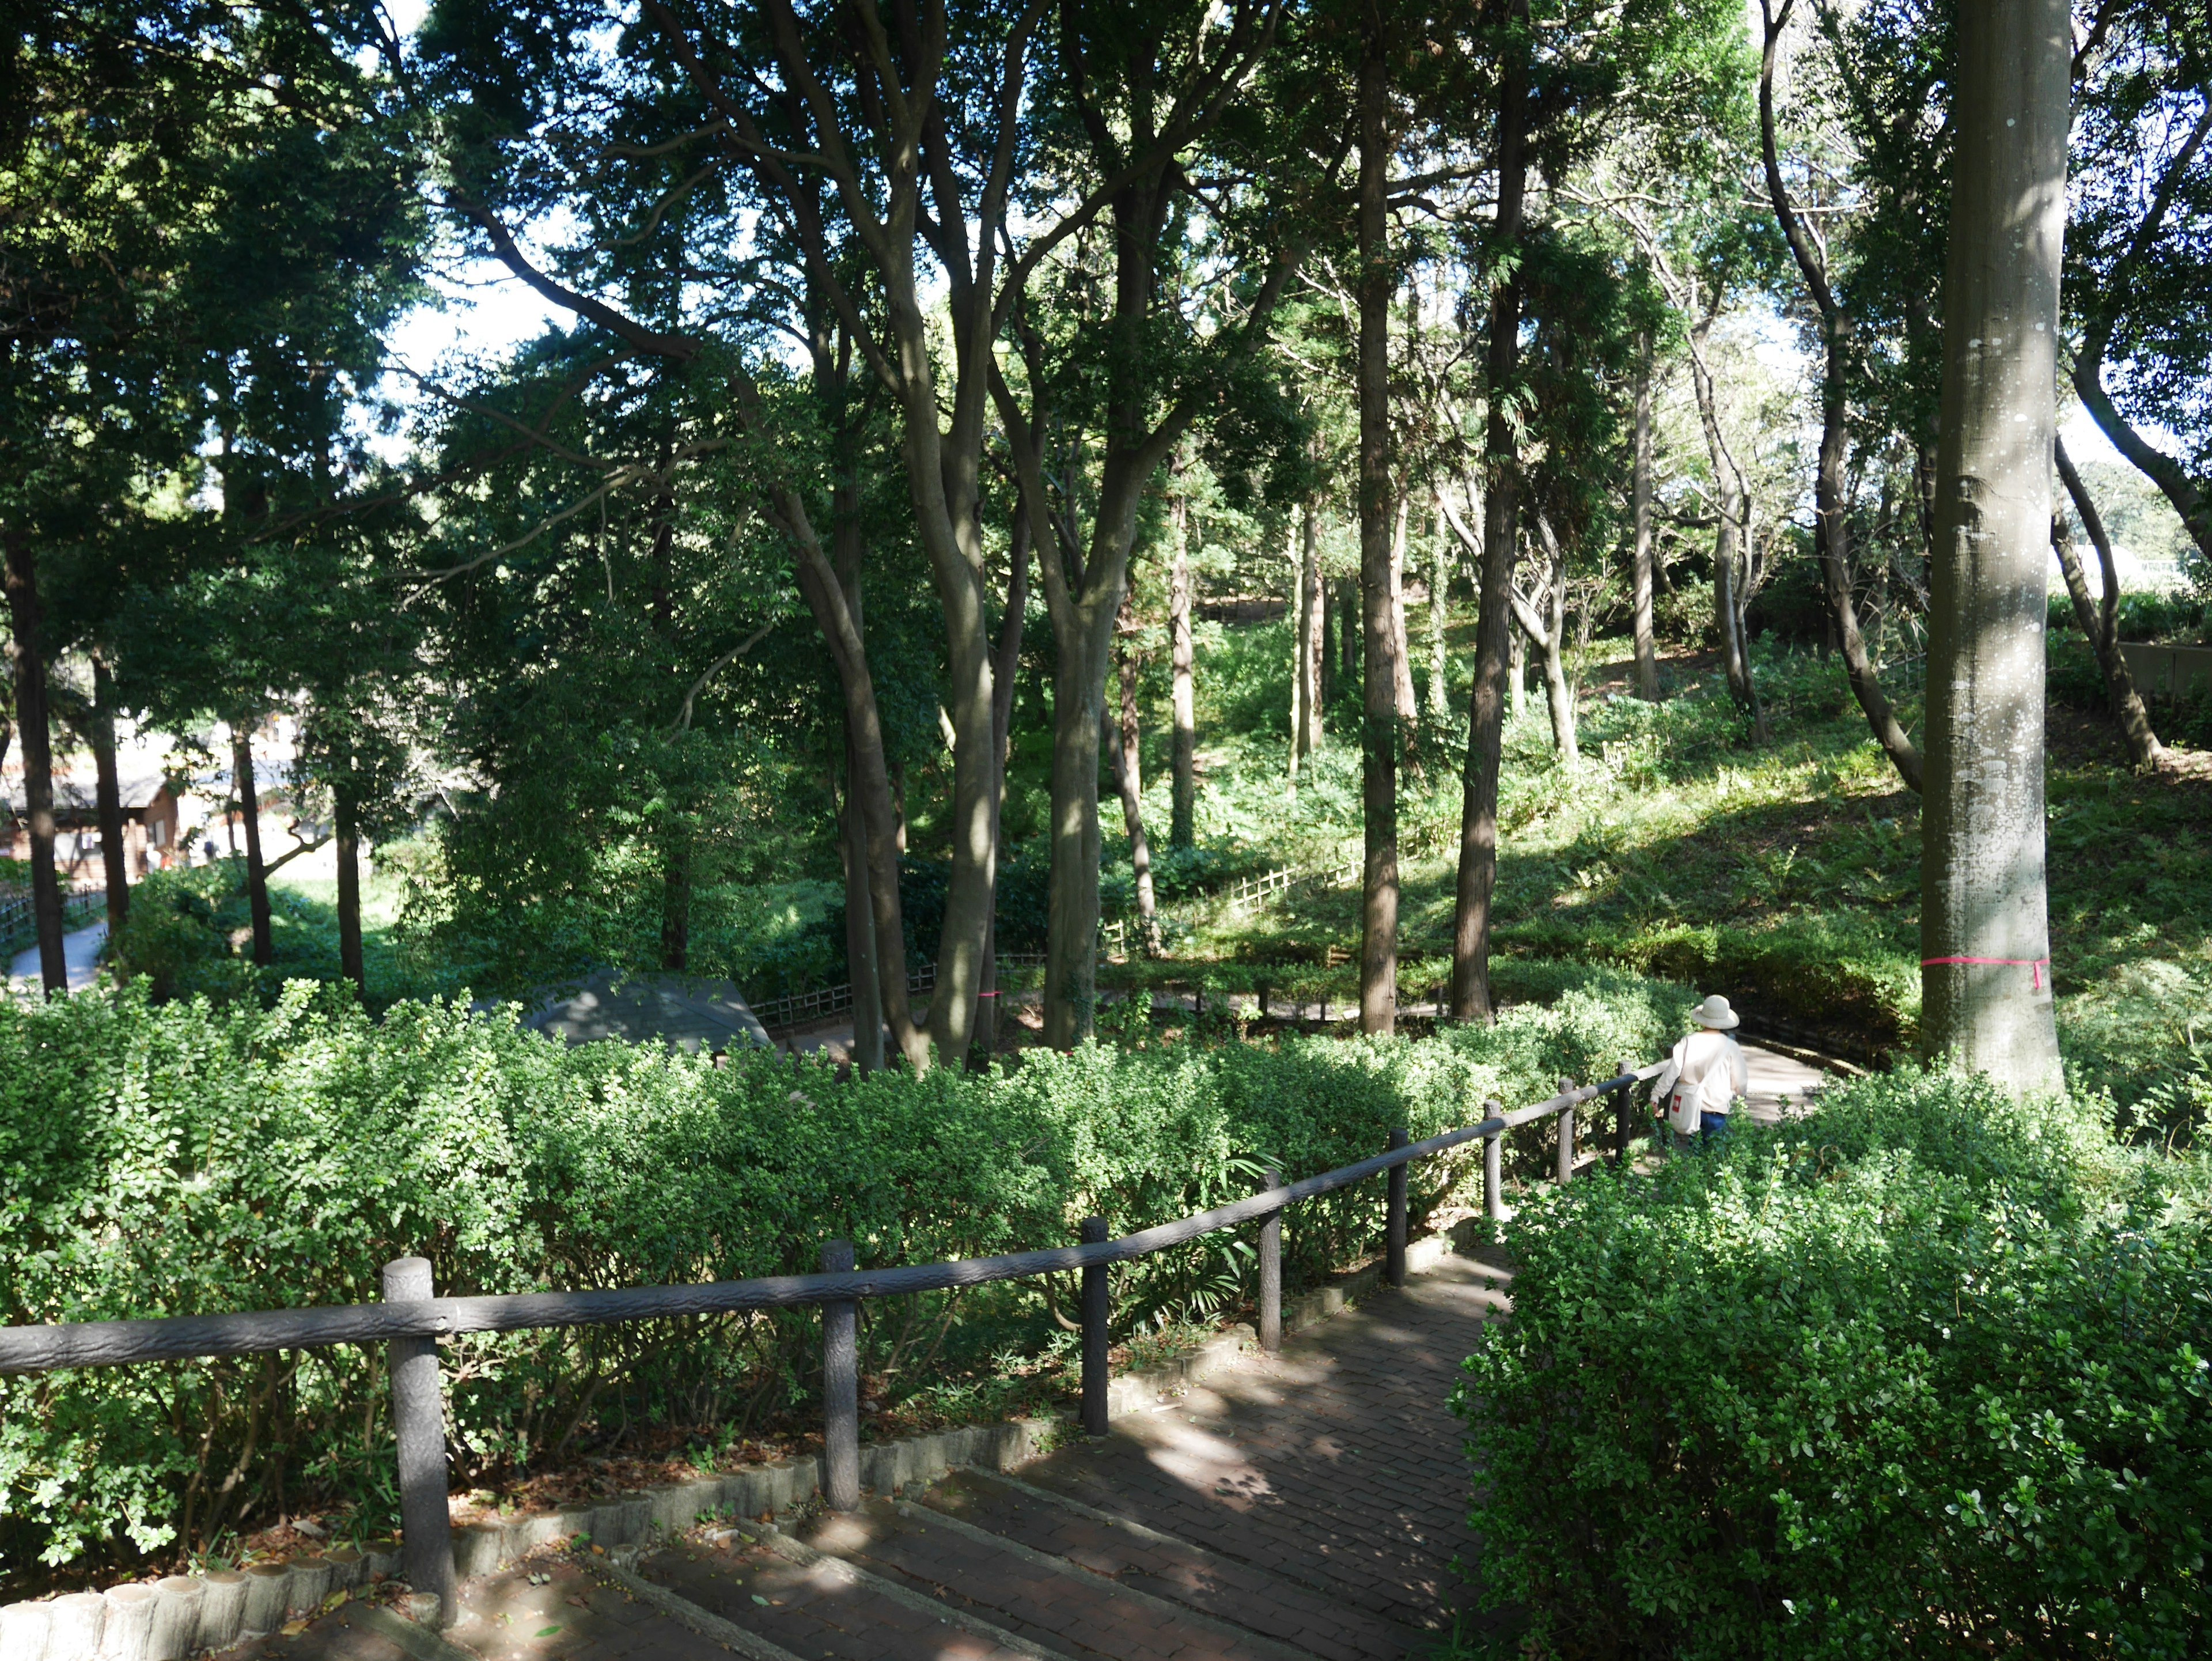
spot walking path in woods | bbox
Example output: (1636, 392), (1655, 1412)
(253, 1045), (1831, 1661)
(6, 920), (107, 994)
(251, 1254), (1520, 1661)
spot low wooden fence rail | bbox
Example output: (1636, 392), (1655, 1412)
(0, 1057), (1666, 1626)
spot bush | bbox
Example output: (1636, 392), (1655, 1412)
(0, 970), (1691, 1586)
(1454, 1066), (2212, 1656)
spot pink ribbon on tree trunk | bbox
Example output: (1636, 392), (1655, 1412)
(1921, 955), (2051, 992)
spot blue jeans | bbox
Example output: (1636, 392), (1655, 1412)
(1698, 1111), (1732, 1150)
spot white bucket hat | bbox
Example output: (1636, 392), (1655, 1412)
(1692, 993), (1740, 1030)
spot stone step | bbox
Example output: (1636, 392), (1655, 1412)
(921, 1467), (1427, 1661)
(790, 1495), (1330, 1661)
(637, 1527), (1054, 1661)
(440, 1553), (782, 1661)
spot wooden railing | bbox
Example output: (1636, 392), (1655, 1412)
(749, 951), (1053, 1035)
(0, 1058), (1662, 1625)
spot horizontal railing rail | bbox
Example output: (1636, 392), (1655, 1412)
(0, 1054), (1668, 1624)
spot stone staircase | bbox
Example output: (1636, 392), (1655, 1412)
(249, 1251), (1510, 1661)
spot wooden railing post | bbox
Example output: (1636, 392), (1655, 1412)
(1614, 1055), (1637, 1167)
(1080, 1217), (1110, 1436)
(1482, 1099), (1505, 1223)
(820, 1239), (859, 1511)
(1556, 1077), (1576, 1185)
(1258, 1168), (1282, 1353)
(381, 1257), (456, 1627)
(1385, 1129), (1408, 1288)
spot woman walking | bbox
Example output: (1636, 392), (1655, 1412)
(1653, 994), (1748, 1151)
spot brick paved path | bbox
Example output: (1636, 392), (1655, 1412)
(1007, 1254), (1512, 1644)
(274, 1251), (1512, 1661)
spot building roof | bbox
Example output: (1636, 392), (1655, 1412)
(3, 764), (172, 819)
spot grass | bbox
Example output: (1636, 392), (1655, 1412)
(1113, 620), (2211, 1124)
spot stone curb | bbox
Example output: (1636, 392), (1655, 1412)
(0, 1220), (1504, 1661)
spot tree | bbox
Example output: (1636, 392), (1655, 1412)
(1756, 0), (1922, 790)
(2052, 435), (2165, 769)
(3, 0), (410, 993)
(1919, 0), (2067, 1094)
(1450, 0), (1741, 1021)
(2066, 3), (2212, 567)
(1355, 1), (1400, 1035)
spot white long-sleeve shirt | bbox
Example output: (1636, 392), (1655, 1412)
(1653, 1029), (1748, 1129)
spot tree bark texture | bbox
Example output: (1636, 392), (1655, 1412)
(335, 788), (365, 996)
(2053, 437), (2164, 769)
(1630, 334), (1660, 700)
(840, 741), (882, 1070)
(233, 728), (273, 965)
(1338, 576), (1359, 692)
(1760, 0), (1922, 791)
(2, 526), (65, 994)
(786, 496), (926, 1069)
(1452, 0), (1529, 1025)
(1115, 594), (1162, 954)
(1168, 489), (1196, 849)
(1358, 27), (1397, 1035)
(1920, 0), (2067, 1094)
(90, 659), (128, 935)
(1300, 500), (1324, 757)
(1427, 505), (1451, 720)
(974, 512), (1029, 1061)
(1389, 492), (1417, 729)
(1289, 515), (1307, 777)
(1684, 308), (1764, 741)
(1044, 600), (1115, 1042)
(1512, 517), (1580, 770)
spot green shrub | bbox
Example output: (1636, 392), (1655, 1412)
(1454, 1066), (2212, 1656)
(0, 971), (1689, 1585)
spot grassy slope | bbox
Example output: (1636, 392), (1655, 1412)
(1124, 619), (2209, 1115)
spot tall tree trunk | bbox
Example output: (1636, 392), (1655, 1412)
(1168, 488), (1196, 848)
(1357, 25), (1397, 1035)
(233, 727), (273, 965)
(1920, 0), (2067, 1094)
(841, 743), (882, 1069)
(1507, 623), (1525, 725)
(1339, 575), (1359, 692)
(785, 490), (926, 1070)
(2053, 436), (2165, 770)
(90, 659), (128, 935)
(660, 831), (691, 971)
(833, 467), (885, 1071)
(1289, 514), (1307, 777)
(1114, 595), (1162, 954)
(1630, 333), (1660, 699)
(1427, 502), (1452, 720)
(1452, 0), (1528, 1024)
(2070, 101), (2212, 566)
(1301, 498), (1324, 755)
(1760, 0), (1922, 791)
(1513, 517), (1579, 769)
(1685, 305), (1768, 741)
(335, 786), (365, 997)
(974, 512), (1029, 1060)
(1043, 596), (1117, 1043)
(1389, 491), (1417, 729)
(2, 527), (64, 995)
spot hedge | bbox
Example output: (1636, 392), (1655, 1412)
(0, 970), (1692, 1587)
(1455, 1066), (2212, 1656)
